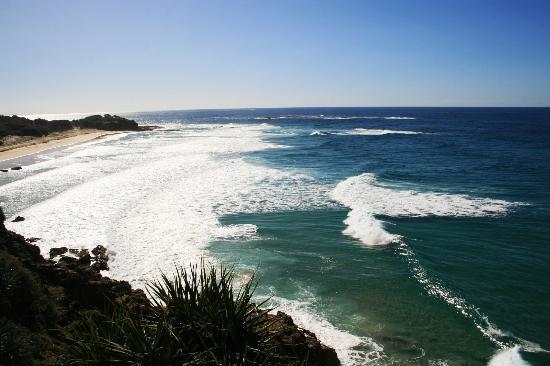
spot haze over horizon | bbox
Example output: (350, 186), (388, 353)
(2, 0), (550, 115)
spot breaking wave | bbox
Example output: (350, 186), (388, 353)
(2, 123), (329, 288)
(254, 115), (416, 121)
(330, 173), (516, 246)
(257, 286), (385, 366)
(311, 128), (424, 136)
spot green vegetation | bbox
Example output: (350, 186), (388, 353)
(61, 264), (282, 365)
(0, 251), (57, 365)
(0, 207), (339, 366)
(0, 114), (140, 141)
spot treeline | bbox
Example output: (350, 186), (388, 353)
(0, 114), (141, 140)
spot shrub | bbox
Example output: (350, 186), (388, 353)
(61, 262), (283, 365)
(0, 251), (57, 329)
(0, 319), (44, 366)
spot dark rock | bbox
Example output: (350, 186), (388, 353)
(26, 237), (41, 243)
(1, 169), (8, 172)
(58, 256), (78, 265)
(267, 311), (340, 366)
(49, 247), (68, 258)
(12, 216), (25, 222)
(0, 208), (6, 234)
(91, 245), (106, 257)
(91, 244), (109, 271)
(0, 204), (339, 366)
(77, 253), (92, 265)
(11, 166), (23, 170)
(69, 248), (89, 259)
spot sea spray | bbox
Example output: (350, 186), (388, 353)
(330, 173), (515, 246)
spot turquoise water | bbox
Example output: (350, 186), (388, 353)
(165, 108), (550, 365)
(2, 107), (549, 365)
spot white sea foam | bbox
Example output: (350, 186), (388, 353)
(351, 128), (422, 135)
(212, 224), (259, 240)
(310, 128), (424, 136)
(2, 122), (328, 288)
(255, 115), (416, 121)
(488, 346), (531, 366)
(331, 173), (515, 246)
(0, 118), (530, 365)
(310, 130), (333, 136)
(260, 290), (384, 366)
(0, 120), (372, 364)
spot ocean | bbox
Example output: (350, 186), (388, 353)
(1, 107), (549, 365)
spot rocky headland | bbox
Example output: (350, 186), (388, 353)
(0, 114), (147, 143)
(0, 208), (339, 365)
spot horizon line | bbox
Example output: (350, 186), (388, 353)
(9, 105), (550, 117)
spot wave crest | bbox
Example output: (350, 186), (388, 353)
(330, 173), (517, 246)
(311, 128), (424, 137)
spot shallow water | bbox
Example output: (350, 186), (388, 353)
(1, 108), (549, 365)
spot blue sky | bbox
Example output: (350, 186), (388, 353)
(1, 0), (550, 114)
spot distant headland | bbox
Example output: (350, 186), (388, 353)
(0, 114), (154, 162)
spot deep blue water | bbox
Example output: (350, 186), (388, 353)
(128, 107), (550, 365)
(2, 107), (547, 365)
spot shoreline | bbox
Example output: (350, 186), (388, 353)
(0, 129), (126, 162)
(0, 212), (340, 365)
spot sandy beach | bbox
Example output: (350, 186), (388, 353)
(0, 129), (125, 162)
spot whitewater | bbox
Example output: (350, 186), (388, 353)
(1, 122), (378, 364)
(1, 109), (547, 366)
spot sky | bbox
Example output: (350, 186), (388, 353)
(1, 0), (550, 114)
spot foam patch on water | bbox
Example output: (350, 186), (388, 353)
(351, 128), (422, 135)
(260, 293), (384, 366)
(331, 173), (515, 246)
(2, 122), (328, 288)
(212, 224), (259, 240)
(254, 115), (416, 121)
(488, 346), (531, 366)
(397, 241), (547, 362)
(310, 128), (424, 136)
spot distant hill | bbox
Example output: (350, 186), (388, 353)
(0, 114), (141, 141)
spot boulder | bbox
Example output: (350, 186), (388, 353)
(77, 253), (92, 266)
(69, 248), (90, 259)
(12, 216), (25, 222)
(267, 311), (341, 366)
(49, 247), (68, 258)
(91, 244), (109, 271)
(11, 166), (22, 170)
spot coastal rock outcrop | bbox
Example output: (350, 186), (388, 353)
(0, 208), (340, 365)
(91, 244), (109, 271)
(0, 114), (147, 143)
(49, 246), (68, 258)
(268, 311), (340, 366)
(49, 244), (110, 272)
(11, 215), (25, 222)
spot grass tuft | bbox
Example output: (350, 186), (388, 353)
(61, 261), (291, 365)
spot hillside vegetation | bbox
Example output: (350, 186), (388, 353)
(0, 114), (140, 142)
